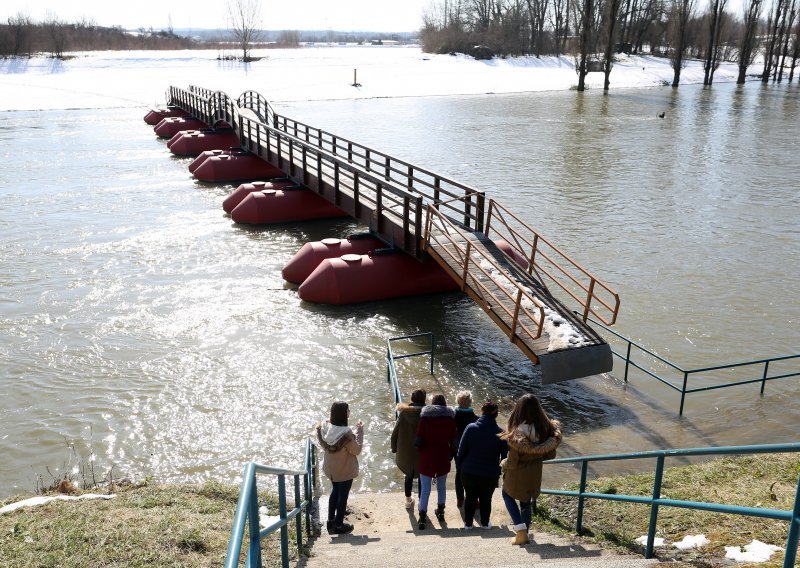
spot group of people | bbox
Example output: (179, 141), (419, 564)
(315, 390), (561, 545)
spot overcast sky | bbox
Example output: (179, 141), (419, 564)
(0, 0), (430, 33)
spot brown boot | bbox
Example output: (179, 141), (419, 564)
(511, 524), (529, 545)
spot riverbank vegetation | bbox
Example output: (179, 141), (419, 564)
(420, 0), (800, 89)
(0, 480), (295, 567)
(2, 453), (797, 566)
(538, 452), (800, 566)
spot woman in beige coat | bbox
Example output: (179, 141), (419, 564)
(316, 401), (363, 534)
(500, 394), (561, 545)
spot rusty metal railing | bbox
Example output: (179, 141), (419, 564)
(423, 202), (546, 341)
(485, 199), (620, 326)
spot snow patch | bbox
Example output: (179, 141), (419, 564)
(724, 540), (782, 562)
(673, 534), (710, 550)
(0, 493), (115, 514)
(635, 535), (665, 546)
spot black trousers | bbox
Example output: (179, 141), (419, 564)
(461, 471), (498, 527)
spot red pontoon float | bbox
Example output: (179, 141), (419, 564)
(230, 189), (349, 224)
(298, 252), (459, 305)
(143, 107), (189, 125)
(223, 180), (299, 213)
(282, 235), (386, 284)
(193, 153), (284, 182)
(154, 116), (208, 139)
(168, 129), (241, 156)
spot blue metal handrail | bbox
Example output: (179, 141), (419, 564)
(541, 442), (800, 566)
(586, 314), (800, 415)
(224, 438), (317, 568)
(386, 332), (435, 414)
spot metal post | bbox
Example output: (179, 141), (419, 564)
(646, 455), (665, 559)
(624, 341), (632, 383)
(576, 461), (588, 534)
(782, 471), (800, 568)
(761, 360), (770, 395)
(294, 475), (303, 552)
(248, 473), (262, 568)
(303, 468), (311, 536)
(278, 475), (289, 568)
(679, 372), (689, 416)
(429, 334), (435, 375)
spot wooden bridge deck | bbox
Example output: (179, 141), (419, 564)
(165, 86), (619, 382)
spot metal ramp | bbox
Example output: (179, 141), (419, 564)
(423, 200), (619, 383)
(164, 85), (620, 383)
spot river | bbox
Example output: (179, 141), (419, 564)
(1, 74), (798, 498)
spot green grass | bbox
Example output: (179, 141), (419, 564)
(536, 453), (800, 567)
(0, 480), (303, 568)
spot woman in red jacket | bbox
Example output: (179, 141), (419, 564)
(415, 393), (458, 529)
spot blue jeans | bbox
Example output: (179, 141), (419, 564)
(419, 473), (448, 512)
(502, 488), (532, 527)
(328, 479), (353, 526)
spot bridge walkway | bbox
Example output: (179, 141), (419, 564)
(165, 85), (619, 382)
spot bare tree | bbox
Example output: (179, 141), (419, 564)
(737, 0), (763, 82)
(550, 0), (570, 55)
(789, 14), (800, 80)
(7, 12), (33, 56)
(227, 0), (262, 61)
(762, 0), (786, 81)
(43, 11), (68, 58)
(575, 0), (596, 90)
(775, 0), (797, 80)
(702, 0), (729, 84)
(526, 0), (550, 55)
(601, 0), (624, 90)
(669, 0), (696, 86)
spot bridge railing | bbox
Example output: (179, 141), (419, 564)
(485, 199), (620, 326)
(541, 442), (800, 566)
(236, 90), (276, 125)
(586, 315), (800, 415)
(224, 439), (317, 568)
(169, 85), (429, 255)
(272, 114), (486, 231)
(424, 202), (546, 340)
(386, 332), (435, 416)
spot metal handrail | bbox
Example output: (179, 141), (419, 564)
(424, 205), (546, 341)
(541, 442), (800, 566)
(270, 113), (486, 230)
(224, 439), (317, 568)
(485, 199), (620, 326)
(386, 332), (435, 415)
(588, 315), (800, 415)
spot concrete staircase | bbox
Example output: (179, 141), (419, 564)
(299, 490), (659, 567)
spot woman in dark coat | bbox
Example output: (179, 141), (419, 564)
(415, 393), (458, 529)
(456, 400), (507, 529)
(390, 388), (426, 510)
(500, 393), (561, 545)
(453, 390), (478, 508)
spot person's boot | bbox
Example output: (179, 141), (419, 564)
(418, 510), (428, 530)
(435, 503), (446, 522)
(326, 520), (335, 533)
(511, 523), (529, 545)
(333, 522), (353, 534)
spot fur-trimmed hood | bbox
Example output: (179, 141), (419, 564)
(420, 404), (455, 419)
(316, 421), (355, 452)
(505, 419), (562, 457)
(396, 402), (424, 415)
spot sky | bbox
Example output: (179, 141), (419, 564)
(0, 0), (430, 33)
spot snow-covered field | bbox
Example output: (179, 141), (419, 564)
(0, 45), (751, 112)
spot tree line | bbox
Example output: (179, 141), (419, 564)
(420, 0), (800, 90)
(0, 14), (197, 57)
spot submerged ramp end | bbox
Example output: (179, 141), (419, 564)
(538, 343), (613, 384)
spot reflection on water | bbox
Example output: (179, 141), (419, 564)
(1, 82), (798, 497)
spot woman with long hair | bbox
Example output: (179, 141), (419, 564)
(316, 400), (363, 534)
(500, 393), (561, 545)
(391, 388), (426, 510)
